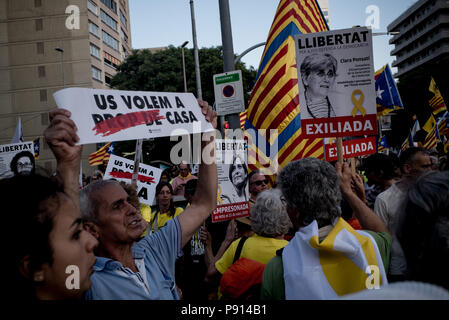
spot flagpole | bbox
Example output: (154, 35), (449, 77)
(132, 139), (143, 187)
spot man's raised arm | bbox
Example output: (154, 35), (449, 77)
(178, 100), (218, 247)
(43, 108), (82, 210)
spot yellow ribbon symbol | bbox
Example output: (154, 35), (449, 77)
(217, 185), (223, 205)
(351, 89), (367, 117)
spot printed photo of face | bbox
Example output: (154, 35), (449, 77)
(303, 66), (336, 100)
(17, 156), (34, 176)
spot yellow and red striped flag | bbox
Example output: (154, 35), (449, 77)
(88, 142), (113, 166)
(239, 110), (247, 130)
(422, 115), (438, 150)
(244, 0), (328, 176)
(429, 77), (447, 117)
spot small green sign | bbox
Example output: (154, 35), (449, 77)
(214, 73), (240, 85)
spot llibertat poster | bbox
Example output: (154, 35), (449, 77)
(0, 141), (35, 179)
(212, 139), (250, 223)
(295, 27), (378, 138)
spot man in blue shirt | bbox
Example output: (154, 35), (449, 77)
(44, 100), (217, 300)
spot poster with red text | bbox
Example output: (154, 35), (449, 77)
(212, 139), (250, 223)
(294, 27), (378, 138)
(324, 136), (376, 161)
(53, 88), (215, 145)
(104, 154), (162, 206)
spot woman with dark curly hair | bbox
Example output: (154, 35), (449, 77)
(2, 174), (98, 300)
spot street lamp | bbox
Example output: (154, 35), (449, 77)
(55, 47), (65, 88)
(189, 0), (202, 99)
(181, 41), (189, 92)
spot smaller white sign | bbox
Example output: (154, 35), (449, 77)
(213, 70), (245, 116)
(104, 154), (163, 206)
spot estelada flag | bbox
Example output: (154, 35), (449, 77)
(437, 111), (449, 138)
(429, 77), (447, 117)
(33, 137), (40, 160)
(244, 0), (328, 176)
(88, 142), (114, 166)
(374, 65), (403, 117)
(378, 135), (388, 153)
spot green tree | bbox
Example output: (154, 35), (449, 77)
(109, 45), (257, 163)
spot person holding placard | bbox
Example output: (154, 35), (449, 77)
(300, 53), (338, 119)
(44, 100), (217, 300)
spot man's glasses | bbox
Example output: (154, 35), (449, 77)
(251, 179), (268, 186)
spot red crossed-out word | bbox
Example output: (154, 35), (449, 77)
(92, 110), (165, 137)
(109, 171), (156, 184)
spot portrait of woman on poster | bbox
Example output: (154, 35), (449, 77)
(300, 53), (338, 119)
(221, 154), (248, 204)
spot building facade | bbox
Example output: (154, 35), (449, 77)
(317, 0), (331, 28)
(0, 0), (132, 175)
(388, 0), (449, 78)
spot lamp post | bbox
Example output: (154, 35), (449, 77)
(189, 0), (202, 99)
(181, 41), (189, 92)
(55, 47), (65, 88)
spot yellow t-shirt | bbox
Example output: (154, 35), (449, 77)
(141, 205), (183, 236)
(215, 234), (288, 274)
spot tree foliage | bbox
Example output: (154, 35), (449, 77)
(111, 45), (257, 106)
(109, 46), (257, 163)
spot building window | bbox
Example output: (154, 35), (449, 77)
(105, 73), (112, 86)
(102, 30), (119, 51)
(120, 28), (128, 43)
(122, 45), (127, 59)
(104, 51), (120, 68)
(35, 0), (42, 7)
(120, 10), (127, 28)
(35, 19), (43, 31)
(41, 112), (49, 125)
(92, 66), (102, 81)
(38, 66), (46, 78)
(101, 9), (118, 31)
(101, 0), (117, 14)
(40, 89), (47, 102)
(90, 43), (100, 59)
(36, 42), (44, 54)
(87, 0), (98, 16)
(89, 21), (99, 36)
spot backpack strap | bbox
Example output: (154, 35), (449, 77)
(233, 236), (248, 263)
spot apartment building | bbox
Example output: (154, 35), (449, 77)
(0, 0), (132, 175)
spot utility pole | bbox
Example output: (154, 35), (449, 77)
(189, 0), (202, 99)
(218, 0), (240, 130)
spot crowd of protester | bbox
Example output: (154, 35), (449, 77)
(2, 100), (449, 301)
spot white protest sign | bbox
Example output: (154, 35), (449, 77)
(295, 27), (378, 138)
(0, 141), (35, 179)
(213, 70), (245, 116)
(53, 88), (214, 145)
(212, 139), (249, 223)
(104, 154), (162, 206)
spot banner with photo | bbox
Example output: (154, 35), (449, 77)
(0, 141), (35, 179)
(104, 154), (163, 206)
(295, 27), (378, 138)
(212, 139), (249, 223)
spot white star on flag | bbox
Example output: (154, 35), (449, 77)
(376, 88), (384, 100)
